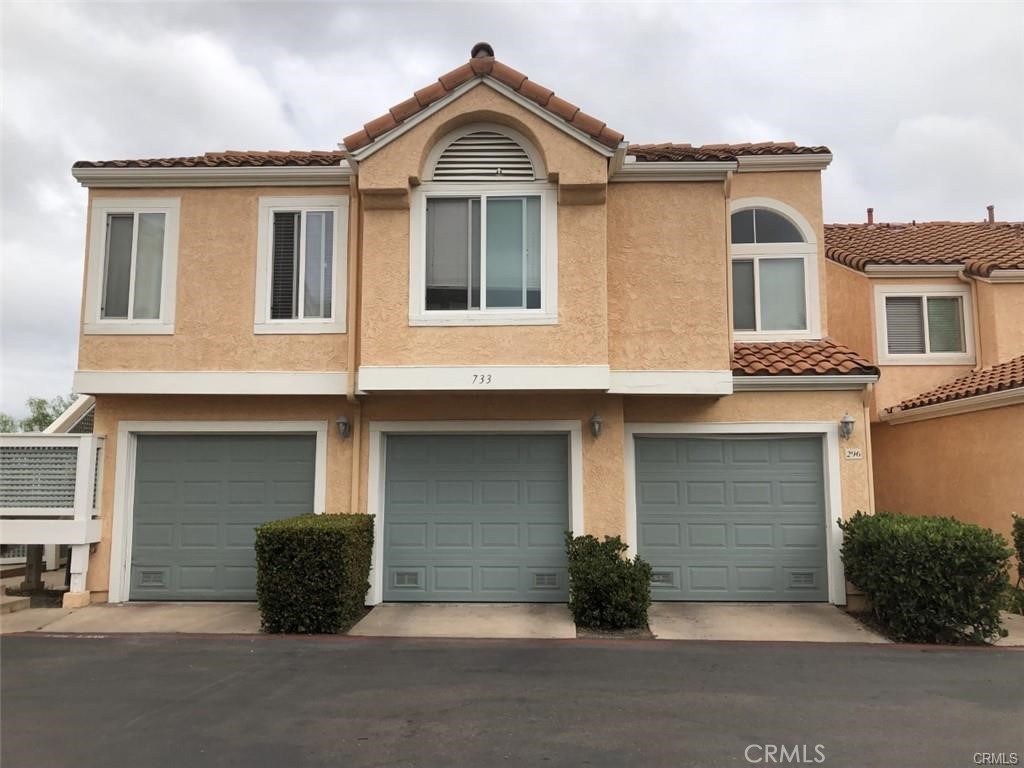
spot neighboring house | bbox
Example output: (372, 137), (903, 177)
(825, 217), (1024, 541)
(60, 43), (879, 607)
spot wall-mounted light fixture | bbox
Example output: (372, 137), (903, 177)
(589, 413), (603, 438)
(839, 413), (855, 441)
(336, 416), (351, 439)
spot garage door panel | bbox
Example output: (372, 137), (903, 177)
(636, 436), (827, 602)
(383, 434), (569, 602)
(130, 434), (316, 601)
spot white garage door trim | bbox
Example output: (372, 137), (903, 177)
(624, 422), (846, 605)
(366, 420), (584, 605)
(108, 420), (328, 603)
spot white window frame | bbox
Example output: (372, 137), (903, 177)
(254, 195), (348, 334)
(84, 197), (180, 335)
(409, 182), (558, 326)
(730, 197), (821, 342)
(873, 283), (975, 365)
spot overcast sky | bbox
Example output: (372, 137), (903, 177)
(1, 1), (1022, 416)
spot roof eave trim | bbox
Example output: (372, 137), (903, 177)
(980, 269), (1024, 283)
(610, 160), (737, 183)
(347, 77), (617, 163)
(72, 165), (352, 188)
(882, 386), (1024, 424)
(732, 373), (878, 391)
(736, 154), (833, 172)
(43, 395), (96, 434)
(863, 264), (965, 277)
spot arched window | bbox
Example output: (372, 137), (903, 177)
(730, 201), (818, 338)
(412, 125), (556, 325)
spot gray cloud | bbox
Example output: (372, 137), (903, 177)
(2, 1), (1021, 414)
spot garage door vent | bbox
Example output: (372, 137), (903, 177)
(533, 573), (558, 589)
(394, 571), (420, 587)
(139, 571), (165, 587)
(651, 571), (675, 586)
(790, 571), (815, 588)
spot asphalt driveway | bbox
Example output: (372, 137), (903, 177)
(2, 635), (1021, 768)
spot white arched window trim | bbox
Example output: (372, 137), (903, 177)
(410, 124), (557, 327)
(730, 197), (821, 341)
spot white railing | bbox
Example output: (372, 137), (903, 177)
(0, 434), (104, 594)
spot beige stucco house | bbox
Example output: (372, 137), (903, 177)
(58, 44), (881, 608)
(825, 216), (1024, 542)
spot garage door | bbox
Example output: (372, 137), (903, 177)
(635, 435), (828, 601)
(383, 434), (569, 602)
(130, 434), (316, 601)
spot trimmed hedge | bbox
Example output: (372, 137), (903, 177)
(1012, 514), (1024, 585)
(840, 511), (1012, 644)
(566, 533), (652, 630)
(255, 513), (373, 634)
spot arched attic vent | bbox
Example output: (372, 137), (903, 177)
(429, 128), (540, 182)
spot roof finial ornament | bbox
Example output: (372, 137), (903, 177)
(471, 42), (494, 59)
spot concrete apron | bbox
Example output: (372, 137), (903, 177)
(2, 602), (262, 635)
(648, 603), (891, 643)
(350, 603), (578, 639)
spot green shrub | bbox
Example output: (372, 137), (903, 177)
(840, 511), (1012, 644)
(1012, 514), (1024, 585)
(255, 513), (373, 634)
(565, 533), (652, 630)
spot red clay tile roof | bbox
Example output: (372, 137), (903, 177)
(824, 221), (1024, 277)
(628, 142), (830, 162)
(732, 340), (878, 377)
(888, 355), (1024, 413)
(341, 53), (624, 153)
(73, 150), (345, 169)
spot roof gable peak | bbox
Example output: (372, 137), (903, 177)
(341, 45), (623, 159)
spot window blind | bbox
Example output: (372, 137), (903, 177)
(885, 296), (926, 354)
(271, 212), (299, 319)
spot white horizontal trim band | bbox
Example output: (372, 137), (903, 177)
(607, 370), (733, 395)
(0, 519), (102, 545)
(732, 374), (878, 391)
(611, 161), (737, 182)
(72, 371), (349, 395)
(735, 154), (833, 171)
(358, 365), (610, 391)
(72, 165), (352, 188)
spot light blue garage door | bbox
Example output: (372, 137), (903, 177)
(130, 434), (316, 601)
(383, 434), (569, 602)
(635, 436), (828, 601)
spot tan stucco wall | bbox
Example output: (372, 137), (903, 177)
(356, 84), (608, 190)
(977, 280), (1024, 367)
(78, 187), (350, 373)
(355, 86), (610, 368)
(624, 390), (873, 522)
(87, 394), (356, 600)
(873, 405), (1024, 543)
(730, 171), (829, 335)
(607, 182), (730, 371)
(86, 389), (874, 601)
(824, 261), (875, 359)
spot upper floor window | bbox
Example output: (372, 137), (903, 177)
(730, 200), (819, 341)
(84, 197), (180, 335)
(255, 196), (348, 334)
(410, 125), (557, 326)
(874, 284), (974, 365)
